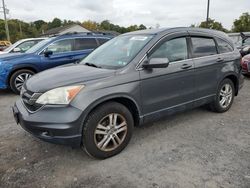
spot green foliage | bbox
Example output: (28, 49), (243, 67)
(232, 12), (250, 32)
(0, 18), (148, 43)
(198, 18), (228, 32)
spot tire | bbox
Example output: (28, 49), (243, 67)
(82, 102), (134, 159)
(209, 78), (235, 113)
(9, 69), (34, 94)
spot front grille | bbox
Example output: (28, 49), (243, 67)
(21, 87), (43, 112)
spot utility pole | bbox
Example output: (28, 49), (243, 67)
(2, 0), (10, 41)
(206, 0), (210, 28)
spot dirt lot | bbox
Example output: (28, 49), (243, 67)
(0, 78), (250, 188)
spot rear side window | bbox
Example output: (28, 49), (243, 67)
(191, 37), (217, 58)
(150, 37), (188, 62)
(98, 38), (109, 45)
(216, 38), (233, 53)
(74, 38), (98, 51)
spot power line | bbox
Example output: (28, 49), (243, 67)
(2, 0), (10, 41)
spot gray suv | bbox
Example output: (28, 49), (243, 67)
(13, 28), (244, 159)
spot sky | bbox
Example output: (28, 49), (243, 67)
(3, 0), (250, 29)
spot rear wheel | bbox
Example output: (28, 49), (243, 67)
(82, 102), (134, 159)
(9, 69), (34, 94)
(209, 78), (235, 113)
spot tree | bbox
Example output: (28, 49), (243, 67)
(82, 20), (99, 31)
(33, 20), (46, 30)
(232, 12), (250, 32)
(48, 18), (62, 29)
(139, 24), (147, 30)
(198, 18), (228, 32)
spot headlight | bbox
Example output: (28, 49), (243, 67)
(36, 85), (84, 105)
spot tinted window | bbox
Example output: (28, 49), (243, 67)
(74, 38), (98, 51)
(191, 37), (217, 58)
(98, 38), (109, 45)
(46, 39), (73, 54)
(216, 38), (233, 53)
(150, 37), (188, 62)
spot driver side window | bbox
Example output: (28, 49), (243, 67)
(45, 39), (73, 54)
(150, 37), (188, 62)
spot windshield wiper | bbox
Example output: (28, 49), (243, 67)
(84, 62), (102, 68)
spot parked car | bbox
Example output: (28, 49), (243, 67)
(0, 38), (46, 55)
(13, 28), (244, 159)
(0, 40), (11, 51)
(0, 33), (113, 93)
(241, 54), (250, 75)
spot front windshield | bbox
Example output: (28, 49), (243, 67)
(81, 34), (153, 69)
(3, 40), (23, 52)
(26, 37), (54, 53)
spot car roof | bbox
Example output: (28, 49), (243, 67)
(123, 27), (229, 39)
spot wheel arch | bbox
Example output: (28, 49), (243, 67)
(7, 65), (38, 85)
(219, 73), (239, 96)
(82, 95), (142, 130)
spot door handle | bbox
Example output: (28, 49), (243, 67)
(217, 57), (224, 62)
(181, 64), (192, 69)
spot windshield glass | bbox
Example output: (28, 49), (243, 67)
(26, 37), (54, 53)
(3, 40), (23, 52)
(81, 34), (153, 69)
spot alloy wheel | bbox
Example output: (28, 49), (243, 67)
(94, 113), (128, 152)
(219, 83), (233, 109)
(14, 73), (32, 91)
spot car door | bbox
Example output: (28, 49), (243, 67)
(189, 33), (220, 103)
(139, 32), (195, 121)
(40, 38), (76, 70)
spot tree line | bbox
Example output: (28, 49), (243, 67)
(0, 12), (249, 43)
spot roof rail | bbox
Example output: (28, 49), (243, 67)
(59, 31), (116, 36)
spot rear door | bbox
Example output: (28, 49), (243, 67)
(189, 33), (220, 102)
(72, 38), (99, 62)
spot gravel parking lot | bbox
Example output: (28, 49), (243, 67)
(0, 78), (250, 188)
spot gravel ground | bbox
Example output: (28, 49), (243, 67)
(0, 78), (250, 188)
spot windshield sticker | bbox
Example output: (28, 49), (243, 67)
(130, 36), (148, 41)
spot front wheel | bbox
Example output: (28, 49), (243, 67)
(209, 78), (235, 113)
(9, 69), (34, 94)
(82, 102), (134, 159)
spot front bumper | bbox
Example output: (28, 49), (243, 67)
(13, 99), (84, 146)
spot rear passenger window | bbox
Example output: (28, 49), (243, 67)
(216, 38), (233, 53)
(74, 38), (98, 51)
(150, 37), (188, 62)
(191, 37), (217, 58)
(98, 38), (109, 45)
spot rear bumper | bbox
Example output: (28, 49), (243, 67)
(13, 99), (84, 146)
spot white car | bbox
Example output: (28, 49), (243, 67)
(0, 38), (46, 54)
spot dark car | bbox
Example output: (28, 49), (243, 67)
(0, 33), (112, 93)
(13, 27), (244, 159)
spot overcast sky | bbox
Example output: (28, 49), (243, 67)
(4, 0), (250, 29)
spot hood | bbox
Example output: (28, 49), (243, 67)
(25, 64), (116, 92)
(0, 53), (31, 62)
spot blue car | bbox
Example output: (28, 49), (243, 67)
(0, 33), (112, 94)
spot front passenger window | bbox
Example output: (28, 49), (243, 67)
(150, 37), (188, 62)
(46, 39), (73, 54)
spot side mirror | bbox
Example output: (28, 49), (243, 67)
(44, 50), (53, 57)
(142, 58), (170, 69)
(13, 47), (21, 52)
